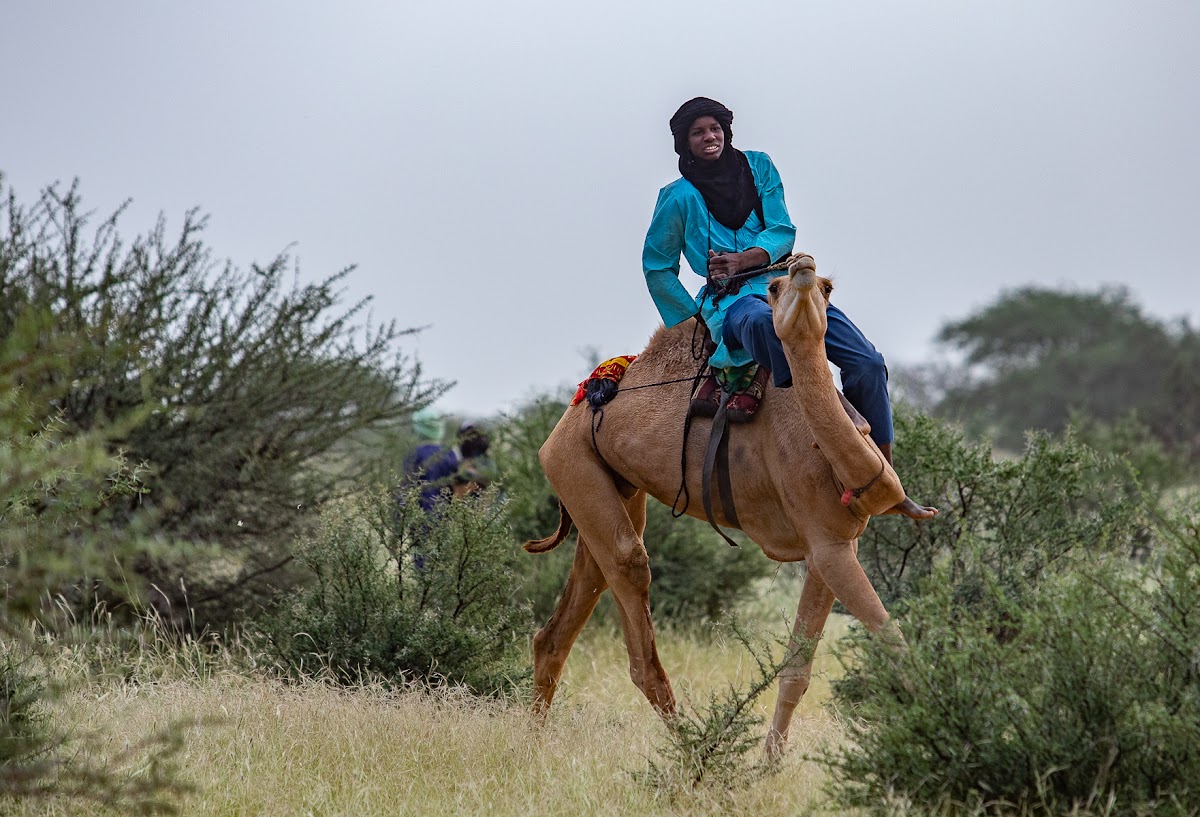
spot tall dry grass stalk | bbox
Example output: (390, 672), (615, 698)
(12, 603), (855, 816)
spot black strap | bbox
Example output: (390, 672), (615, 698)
(717, 425), (740, 532)
(672, 320), (715, 519)
(701, 389), (741, 548)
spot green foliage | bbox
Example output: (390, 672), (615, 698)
(262, 485), (530, 695)
(931, 285), (1200, 461)
(0, 303), (186, 813)
(642, 505), (774, 623)
(1, 302), (159, 625)
(0, 648), (49, 768)
(858, 406), (1144, 610)
(825, 505), (1200, 816)
(824, 406), (1200, 814)
(489, 393), (571, 545)
(646, 619), (808, 792)
(1, 177), (445, 627)
(491, 392), (774, 628)
(488, 393), (579, 623)
(1067, 409), (1196, 502)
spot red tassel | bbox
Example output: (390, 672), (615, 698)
(841, 489), (853, 506)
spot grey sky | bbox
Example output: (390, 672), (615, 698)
(4, 2), (1198, 418)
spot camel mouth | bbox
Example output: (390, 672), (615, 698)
(769, 269), (832, 311)
(787, 267), (818, 301)
(786, 254), (819, 292)
(790, 267), (817, 288)
(786, 253), (816, 276)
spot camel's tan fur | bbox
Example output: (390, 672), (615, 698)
(529, 255), (908, 756)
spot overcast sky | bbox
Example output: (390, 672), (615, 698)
(4, 2), (1198, 418)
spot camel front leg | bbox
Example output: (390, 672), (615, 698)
(532, 536), (609, 717)
(809, 538), (903, 644)
(766, 565), (836, 759)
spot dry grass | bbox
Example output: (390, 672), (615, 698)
(13, 578), (857, 816)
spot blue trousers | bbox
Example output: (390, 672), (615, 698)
(721, 295), (894, 446)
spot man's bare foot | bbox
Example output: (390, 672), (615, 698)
(884, 497), (939, 520)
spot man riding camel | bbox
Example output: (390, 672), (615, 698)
(642, 96), (935, 520)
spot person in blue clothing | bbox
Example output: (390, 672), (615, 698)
(643, 96), (935, 520)
(399, 422), (492, 569)
(402, 422), (491, 513)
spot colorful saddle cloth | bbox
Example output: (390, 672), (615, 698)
(570, 355), (637, 407)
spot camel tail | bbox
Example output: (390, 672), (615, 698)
(523, 500), (574, 553)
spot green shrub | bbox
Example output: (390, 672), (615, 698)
(824, 506), (1200, 816)
(0, 304), (186, 813)
(488, 393), (579, 624)
(1, 307), (153, 615)
(262, 484), (530, 695)
(1, 177), (443, 628)
(858, 407), (1143, 611)
(642, 505), (774, 623)
(0, 649), (50, 769)
(645, 618), (812, 792)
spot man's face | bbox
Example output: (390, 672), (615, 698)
(688, 116), (725, 162)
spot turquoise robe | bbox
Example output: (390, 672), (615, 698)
(642, 150), (796, 371)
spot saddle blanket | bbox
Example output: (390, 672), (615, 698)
(570, 355), (637, 406)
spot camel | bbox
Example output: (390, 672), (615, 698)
(525, 254), (935, 756)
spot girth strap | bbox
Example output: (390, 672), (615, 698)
(701, 389), (742, 548)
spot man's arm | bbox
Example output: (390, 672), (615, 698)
(748, 153), (797, 263)
(643, 188), (701, 327)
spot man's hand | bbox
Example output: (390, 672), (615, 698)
(708, 248), (769, 280)
(707, 250), (739, 280)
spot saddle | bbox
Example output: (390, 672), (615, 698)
(689, 363), (770, 423)
(570, 350), (746, 548)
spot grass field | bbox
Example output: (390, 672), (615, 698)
(15, 580), (859, 816)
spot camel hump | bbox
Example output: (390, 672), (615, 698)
(523, 499), (574, 553)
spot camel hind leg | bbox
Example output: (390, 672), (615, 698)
(538, 443), (675, 717)
(601, 489), (676, 715)
(532, 534), (609, 716)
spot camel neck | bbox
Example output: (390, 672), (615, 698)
(784, 342), (888, 487)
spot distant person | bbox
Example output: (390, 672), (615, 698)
(398, 422), (491, 569)
(402, 422), (491, 513)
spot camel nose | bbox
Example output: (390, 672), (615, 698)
(787, 254), (817, 277)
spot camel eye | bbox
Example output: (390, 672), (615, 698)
(768, 281), (779, 296)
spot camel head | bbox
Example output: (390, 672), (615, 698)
(767, 254), (833, 343)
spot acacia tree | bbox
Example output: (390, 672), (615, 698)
(0, 176), (446, 626)
(0, 303), (191, 812)
(928, 286), (1200, 460)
